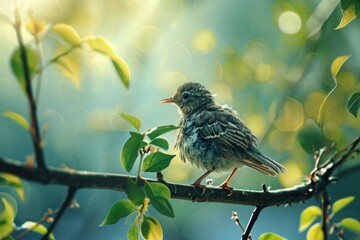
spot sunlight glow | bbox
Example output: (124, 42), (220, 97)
(278, 11), (302, 34)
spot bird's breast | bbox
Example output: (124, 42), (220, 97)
(179, 116), (237, 171)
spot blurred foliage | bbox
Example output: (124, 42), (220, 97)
(299, 196), (359, 240)
(0, 0), (360, 239)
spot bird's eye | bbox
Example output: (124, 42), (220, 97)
(182, 92), (190, 99)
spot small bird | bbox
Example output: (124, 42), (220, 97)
(161, 82), (287, 190)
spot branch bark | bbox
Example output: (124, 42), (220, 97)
(242, 206), (263, 240)
(41, 187), (77, 240)
(0, 136), (358, 208)
(0, 155), (354, 208)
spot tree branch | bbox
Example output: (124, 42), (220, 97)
(13, 6), (46, 170)
(321, 190), (330, 240)
(0, 135), (358, 208)
(242, 206), (263, 240)
(0, 157), (312, 206)
(41, 187), (77, 240)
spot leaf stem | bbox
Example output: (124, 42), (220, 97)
(136, 152), (145, 184)
(317, 84), (337, 125)
(34, 33), (43, 103)
(14, 210), (52, 240)
(40, 47), (76, 72)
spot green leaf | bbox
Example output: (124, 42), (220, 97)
(10, 47), (39, 93)
(0, 193), (17, 217)
(86, 36), (130, 88)
(331, 55), (351, 78)
(21, 221), (55, 240)
(126, 178), (146, 206)
(331, 196), (355, 217)
(142, 152), (175, 172)
(0, 198), (16, 239)
(348, 92), (360, 117)
(112, 57), (130, 89)
(146, 125), (181, 140)
(151, 196), (174, 218)
(120, 113), (141, 131)
(52, 23), (82, 46)
(145, 182), (171, 200)
(336, 2), (359, 29)
(128, 223), (139, 240)
(299, 206), (322, 232)
(258, 232), (287, 240)
(86, 36), (118, 59)
(100, 200), (136, 226)
(0, 111), (30, 131)
(141, 215), (163, 240)
(306, 223), (324, 240)
(53, 55), (80, 88)
(297, 120), (327, 154)
(338, 218), (360, 233)
(120, 132), (146, 172)
(0, 173), (25, 201)
(145, 182), (174, 218)
(150, 138), (169, 151)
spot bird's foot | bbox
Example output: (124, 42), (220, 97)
(156, 171), (167, 184)
(219, 183), (234, 196)
(191, 182), (207, 195)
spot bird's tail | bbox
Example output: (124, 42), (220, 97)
(242, 152), (287, 176)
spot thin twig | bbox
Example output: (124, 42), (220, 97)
(15, 209), (52, 240)
(13, 5), (47, 170)
(321, 190), (330, 240)
(34, 32), (43, 103)
(41, 187), (77, 240)
(231, 211), (250, 239)
(242, 206), (263, 240)
(328, 217), (346, 240)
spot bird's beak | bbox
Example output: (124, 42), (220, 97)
(160, 97), (175, 103)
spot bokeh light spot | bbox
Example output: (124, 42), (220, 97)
(255, 63), (274, 83)
(158, 71), (188, 92)
(244, 114), (266, 138)
(278, 11), (302, 34)
(279, 161), (303, 187)
(211, 83), (233, 104)
(323, 120), (341, 141)
(304, 91), (326, 119)
(274, 97), (304, 132)
(269, 130), (296, 151)
(192, 29), (216, 53)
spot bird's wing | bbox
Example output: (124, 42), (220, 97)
(195, 105), (258, 157)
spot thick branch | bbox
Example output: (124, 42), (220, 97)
(0, 136), (358, 207)
(0, 157), (344, 207)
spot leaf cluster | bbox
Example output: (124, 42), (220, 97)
(299, 196), (360, 240)
(101, 113), (180, 240)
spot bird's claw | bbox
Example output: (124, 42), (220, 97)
(219, 184), (234, 196)
(191, 183), (207, 195)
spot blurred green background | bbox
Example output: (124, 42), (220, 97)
(1, 0), (360, 239)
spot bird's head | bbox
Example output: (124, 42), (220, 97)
(161, 82), (215, 115)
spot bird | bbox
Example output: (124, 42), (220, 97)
(160, 82), (287, 190)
